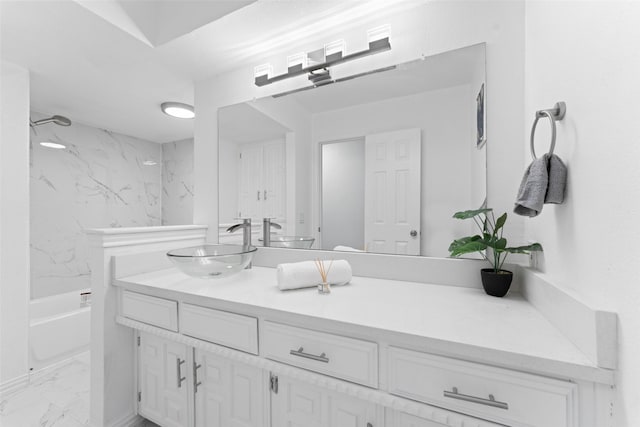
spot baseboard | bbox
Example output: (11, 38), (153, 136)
(28, 352), (88, 384)
(0, 373), (29, 399)
(104, 412), (144, 427)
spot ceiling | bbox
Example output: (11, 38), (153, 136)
(0, 0), (397, 143)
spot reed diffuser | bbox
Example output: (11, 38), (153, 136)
(314, 258), (333, 294)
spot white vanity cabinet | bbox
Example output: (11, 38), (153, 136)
(270, 374), (382, 427)
(137, 332), (190, 427)
(193, 348), (267, 427)
(114, 281), (612, 427)
(136, 332), (267, 427)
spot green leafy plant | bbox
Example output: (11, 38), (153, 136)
(448, 208), (542, 273)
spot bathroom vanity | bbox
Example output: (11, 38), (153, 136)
(87, 227), (615, 427)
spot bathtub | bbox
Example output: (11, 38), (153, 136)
(29, 290), (91, 371)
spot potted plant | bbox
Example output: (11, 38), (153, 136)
(448, 208), (542, 297)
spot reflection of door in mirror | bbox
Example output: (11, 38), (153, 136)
(238, 140), (286, 221)
(364, 129), (421, 255)
(218, 102), (291, 244)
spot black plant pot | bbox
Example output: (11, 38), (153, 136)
(480, 268), (513, 297)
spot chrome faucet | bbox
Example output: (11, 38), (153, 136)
(226, 218), (253, 268)
(262, 218), (282, 247)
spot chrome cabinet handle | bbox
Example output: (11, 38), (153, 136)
(264, 190), (267, 200)
(176, 358), (186, 388)
(290, 347), (330, 363)
(443, 387), (508, 410)
(193, 362), (202, 393)
(257, 190), (261, 201)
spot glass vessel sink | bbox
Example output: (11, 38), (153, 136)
(259, 235), (315, 249)
(167, 244), (257, 279)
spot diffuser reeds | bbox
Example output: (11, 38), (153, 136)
(314, 258), (333, 294)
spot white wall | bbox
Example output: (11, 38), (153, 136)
(0, 61), (30, 386)
(30, 112), (163, 299)
(524, 2), (640, 425)
(162, 138), (194, 225)
(194, 1), (526, 247)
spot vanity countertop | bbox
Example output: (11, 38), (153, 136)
(114, 266), (613, 384)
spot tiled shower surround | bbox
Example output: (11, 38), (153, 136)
(29, 112), (164, 299)
(161, 138), (194, 226)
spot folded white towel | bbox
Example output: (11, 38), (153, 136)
(276, 260), (352, 290)
(333, 245), (364, 252)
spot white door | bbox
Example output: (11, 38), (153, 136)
(194, 349), (266, 427)
(138, 332), (191, 427)
(238, 144), (263, 220)
(364, 129), (421, 255)
(238, 140), (286, 221)
(262, 141), (286, 220)
(271, 375), (381, 427)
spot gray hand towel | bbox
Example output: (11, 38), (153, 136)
(514, 154), (549, 217)
(544, 154), (567, 204)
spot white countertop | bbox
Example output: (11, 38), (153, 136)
(114, 266), (613, 384)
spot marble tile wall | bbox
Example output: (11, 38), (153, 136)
(161, 138), (194, 225)
(30, 112), (162, 299)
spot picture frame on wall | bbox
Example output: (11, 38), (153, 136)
(476, 83), (486, 148)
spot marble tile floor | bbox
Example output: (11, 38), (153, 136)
(0, 352), (159, 427)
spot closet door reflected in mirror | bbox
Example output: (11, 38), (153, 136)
(218, 43), (486, 258)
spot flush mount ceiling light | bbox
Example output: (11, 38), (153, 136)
(40, 141), (66, 149)
(161, 102), (195, 119)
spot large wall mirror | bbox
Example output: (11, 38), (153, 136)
(219, 43), (486, 258)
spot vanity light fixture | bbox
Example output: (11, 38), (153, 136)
(161, 102), (195, 119)
(254, 25), (391, 87)
(40, 141), (66, 149)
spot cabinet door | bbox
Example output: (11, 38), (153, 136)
(194, 349), (267, 427)
(138, 332), (191, 427)
(389, 411), (446, 427)
(262, 141), (286, 220)
(238, 144), (263, 220)
(386, 409), (502, 427)
(271, 375), (381, 427)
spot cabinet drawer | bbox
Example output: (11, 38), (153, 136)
(121, 291), (178, 332)
(261, 321), (378, 387)
(180, 303), (258, 354)
(388, 346), (577, 427)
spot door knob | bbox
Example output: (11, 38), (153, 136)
(410, 230), (418, 237)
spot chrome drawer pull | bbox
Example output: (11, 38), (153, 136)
(176, 358), (186, 388)
(290, 347), (330, 363)
(443, 387), (509, 410)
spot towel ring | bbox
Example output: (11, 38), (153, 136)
(530, 101), (566, 160)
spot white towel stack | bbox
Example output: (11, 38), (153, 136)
(333, 245), (364, 252)
(276, 260), (352, 290)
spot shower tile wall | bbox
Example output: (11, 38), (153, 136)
(30, 112), (162, 299)
(161, 138), (194, 225)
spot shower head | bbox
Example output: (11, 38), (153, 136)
(30, 115), (72, 127)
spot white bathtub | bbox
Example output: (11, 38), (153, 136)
(29, 290), (91, 371)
